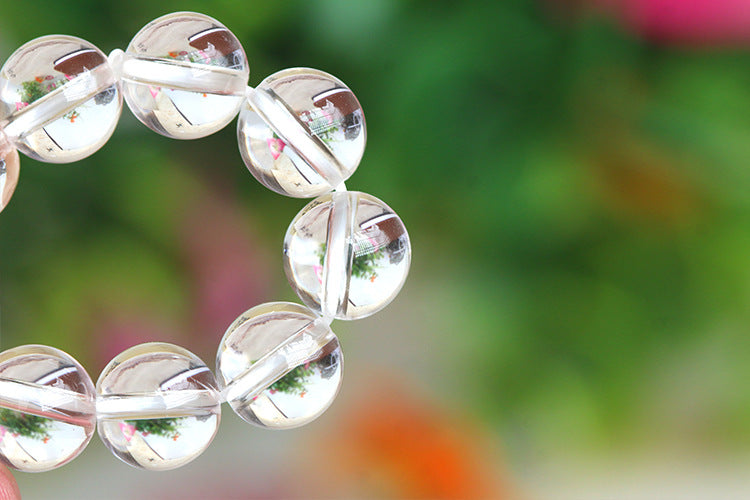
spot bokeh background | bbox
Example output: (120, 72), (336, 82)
(2, 0), (750, 498)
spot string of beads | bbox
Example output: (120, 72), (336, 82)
(0, 11), (411, 472)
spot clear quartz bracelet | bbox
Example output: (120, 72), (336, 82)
(0, 11), (411, 472)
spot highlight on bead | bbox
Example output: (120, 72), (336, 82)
(217, 302), (343, 429)
(0, 35), (122, 163)
(120, 11), (249, 139)
(239, 68), (366, 198)
(0, 345), (96, 472)
(284, 191), (411, 320)
(96, 343), (221, 471)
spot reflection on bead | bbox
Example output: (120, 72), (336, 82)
(0, 36), (122, 163)
(121, 12), (249, 139)
(238, 68), (365, 197)
(284, 192), (411, 320)
(96, 343), (221, 471)
(0, 130), (19, 213)
(0, 345), (96, 472)
(217, 302), (343, 429)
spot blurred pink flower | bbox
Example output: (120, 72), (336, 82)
(89, 180), (275, 367)
(592, 0), (750, 44)
(94, 315), (179, 371)
(178, 189), (274, 350)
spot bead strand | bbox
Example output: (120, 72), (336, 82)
(0, 11), (410, 472)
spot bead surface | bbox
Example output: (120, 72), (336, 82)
(238, 68), (365, 197)
(96, 343), (221, 471)
(217, 302), (343, 429)
(0, 345), (96, 472)
(284, 192), (411, 320)
(0, 35), (121, 163)
(0, 129), (19, 213)
(121, 12), (249, 139)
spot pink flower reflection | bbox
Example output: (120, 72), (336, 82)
(119, 422), (136, 442)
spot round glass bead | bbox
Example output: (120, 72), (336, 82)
(0, 345), (96, 472)
(121, 12), (249, 139)
(216, 302), (343, 429)
(0, 35), (122, 163)
(284, 192), (410, 320)
(238, 68), (366, 197)
(0, 130), (19, 214)
(96, 343), (221, 471)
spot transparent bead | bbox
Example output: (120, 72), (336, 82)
(96, 343), (221, 471)
(121, 12), (249, 139)
(238, 68), (366, 197)
(217, 302), (343, 429)
(0, 129), (19, 213)
(0, 345), (96, 472)
(284, 192), (411, 320)
(0, 35), (122, 163)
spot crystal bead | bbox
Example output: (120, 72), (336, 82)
(0, 36), (122, 163)
(217, 302), (343, 429)
(284, 192), (411, 320)
(121, 12), (249, 139)
(0, 129), (19, 213)
(238, 68), (365, 197)
(96, 343), (221, 471)
(0, 345), (96, 472)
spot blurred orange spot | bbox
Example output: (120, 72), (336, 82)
(591, 139), (701, 226)
(327, 381), (511, 499)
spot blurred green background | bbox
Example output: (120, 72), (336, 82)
(3, 0), (750, 497)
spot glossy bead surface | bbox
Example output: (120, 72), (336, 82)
(0, 36), (121, 163)
(284, 192), (410, 320)
(0, 130), (19, 213)
(0, 345), (96, 472)
(121, 12), (249, 139)
(217, 302), (343, 429)
(96, 343), (221, 471)
(238, 68), (365, 197)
